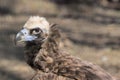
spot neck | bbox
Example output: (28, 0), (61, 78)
(24, 25), (63, 69)
(24, 41), (42, 68)
(25, 41), (42, 53)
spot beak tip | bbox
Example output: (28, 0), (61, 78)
(15, 32), (23, 46)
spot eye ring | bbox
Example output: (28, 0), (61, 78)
(30, 28), (42, 34)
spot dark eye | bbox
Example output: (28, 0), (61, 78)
(30, 28), (42, 34)
(34, 28), (40, 32)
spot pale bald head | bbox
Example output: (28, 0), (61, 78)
(24, 16), (50, 34)
(15, 16), (51, 44)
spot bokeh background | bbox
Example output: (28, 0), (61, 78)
(0, 0), (120, 80)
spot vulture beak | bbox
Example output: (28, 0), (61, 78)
(15, 28), (37, 45)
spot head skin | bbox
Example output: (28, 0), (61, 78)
(23, 16), (50, 34)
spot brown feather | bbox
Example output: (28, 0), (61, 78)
(24, 24), (115, 80)
(31, 71), (74, 80)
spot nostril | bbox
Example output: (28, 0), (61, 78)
(23, 32), (28, 35)
(21, 28), (29, 35)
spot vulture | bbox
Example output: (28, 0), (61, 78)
(15, 16), (116, 80)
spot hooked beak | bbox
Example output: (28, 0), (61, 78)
(15, 28), (37, 45)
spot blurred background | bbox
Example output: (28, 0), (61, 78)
(0, 0), (120, 80)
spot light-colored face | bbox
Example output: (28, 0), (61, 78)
(15, 16), (50, 45)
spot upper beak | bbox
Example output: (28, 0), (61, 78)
(15, 31), (24, 44)
(15, 28), (37, 45)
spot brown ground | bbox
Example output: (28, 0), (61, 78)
(0, 0), (120, 80)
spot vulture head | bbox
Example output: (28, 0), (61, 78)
(15, 16), (51, 46)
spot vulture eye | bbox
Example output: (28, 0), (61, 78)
(30, 28), (42, 35)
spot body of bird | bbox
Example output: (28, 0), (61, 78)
(15, 16), (116, 80)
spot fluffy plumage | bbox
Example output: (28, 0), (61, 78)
(15, 16), (116, 80)
(32, 26), (115, 80)
(24, 16), (50, 34)
(31, 71), (73, 80)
